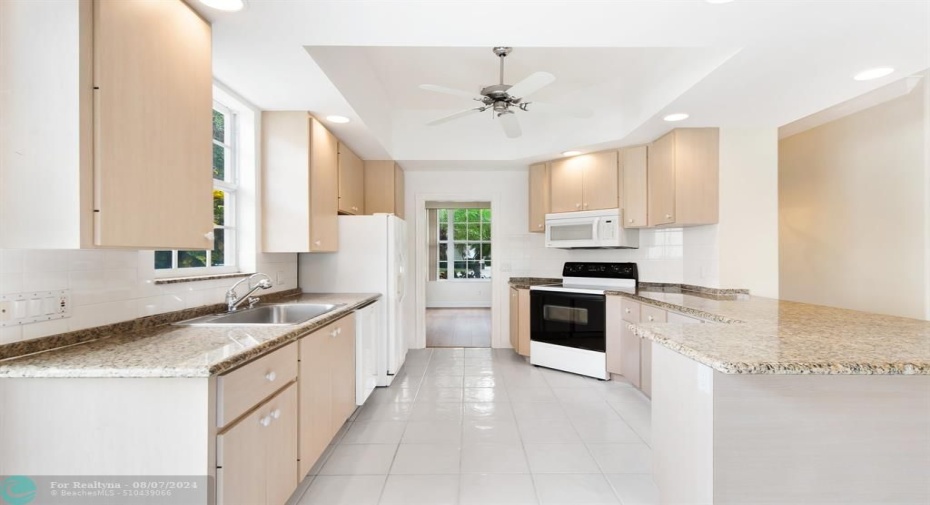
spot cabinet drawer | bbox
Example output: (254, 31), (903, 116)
(620, 299), (641, 323)
(641, 305), (667, 324)
(217, 342), (298, 428)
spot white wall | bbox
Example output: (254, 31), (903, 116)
(426, 281), (491, 308)
(779, 76), (929, 320)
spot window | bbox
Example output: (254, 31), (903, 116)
(436, 208), (491, 280)
(154, 102), (238, 275)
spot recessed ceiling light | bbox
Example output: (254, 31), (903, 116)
(663, 113), (689, 122)
(562, 150), (581, 157)
(326, 115), (351, 124)
(853, 67), (895, 81)
(198, 0), (245, 12)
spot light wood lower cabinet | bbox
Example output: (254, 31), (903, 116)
(509, 287), (531, 356)
(217, 382), (298, 505)
(298, 313), (357, 477)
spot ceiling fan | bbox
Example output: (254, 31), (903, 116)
(419, 47), (591, 138)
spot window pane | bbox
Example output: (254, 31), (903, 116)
(466, 209), (480, 222)
(438, 209), (447, 222)
(482, 260), (491, 279)
(439, 222), (448, 241)
(453, 223), (466, 240)
(178, 250), (207, 268)
(211, 228), (226, 267)
(154, 251), (173, 270)
(453, 209), (467, 223)
(213, 143), (225, 180)
(439, 244), (447, 261)
(213, 109), (225, 142)
(467, 262), (481, 279)
(481, 243), (492, 261)
(453, 261), (467, 278)
(453, 243), (466, 260)
(466, 223), (480, 240)
(438, 261), (448, 280)
(481, 222), (491, 240)
(481, 209), (491, 222)
(213, 190), (226, 226)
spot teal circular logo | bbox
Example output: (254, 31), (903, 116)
(0, 476), (36, 505)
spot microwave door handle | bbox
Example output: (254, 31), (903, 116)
(591, 217), (600, 240)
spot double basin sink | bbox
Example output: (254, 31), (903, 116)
(176, 303), (343, 327)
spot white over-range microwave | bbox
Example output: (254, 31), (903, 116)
(545, 208), (639, 249)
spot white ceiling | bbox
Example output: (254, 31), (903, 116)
(200, 0), (930, 168)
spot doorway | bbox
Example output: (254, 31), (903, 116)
(424, 204), (492, 348)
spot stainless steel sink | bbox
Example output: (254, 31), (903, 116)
(175, 303), (343, 327)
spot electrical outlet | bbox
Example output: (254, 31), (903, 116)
(0, 289), (71, 327)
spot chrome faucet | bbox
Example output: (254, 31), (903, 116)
(225, 273), (274, 312)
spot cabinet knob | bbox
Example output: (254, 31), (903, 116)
(337, 327), (342, 335)
(314, 240), (322, 246)
(665, 214), (672, 220)
(647, 316), (654, 322)
(265, 371), (277, 382)
(628, 219), (634, 224)
(204, 231), (215, 241)
(625, 308), (631, 314)
(330, 330), (338, 338)
(583, 203), (589, 209)
(259, 416), (271, 427)
(576, 203), (581, 209)
(271, 409), (281, 419)
(537, 223), (543, 229)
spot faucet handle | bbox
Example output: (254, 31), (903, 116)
(248, 296), (260, 309)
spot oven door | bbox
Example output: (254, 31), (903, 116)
(530, 290), (606, 352)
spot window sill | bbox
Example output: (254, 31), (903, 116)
(154, 272), (253, 285)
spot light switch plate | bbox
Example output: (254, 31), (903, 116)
(0, 290), (71, 327)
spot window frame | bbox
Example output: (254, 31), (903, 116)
(436, 208), (491, 281)
(153, 100), (239, 277)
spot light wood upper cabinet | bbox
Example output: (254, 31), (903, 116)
(0, 0), (213, 249)
(647, 128), (719, 227)
(621, 146), (648, 228)
(364, 160), (405, 219)
(337, 143), (365, 215)
(263, 113), (339, 252)
(528, 162), (550, 232)
(509, 288), (531, 356)
(549, 151), (619, 213)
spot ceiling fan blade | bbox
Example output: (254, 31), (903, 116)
(419, 84), (482, 100)
(506, 71), (555, 100)
(523, 101), (593, 119)
(427, 107), (485, 126)
(498, 111), (522, 138)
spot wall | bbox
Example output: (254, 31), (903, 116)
(779, 76), (929, 320)
(426, 281), (491, 308)
(0, 84), (299, 345)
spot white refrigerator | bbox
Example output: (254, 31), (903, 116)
(299, 214), (409, 388)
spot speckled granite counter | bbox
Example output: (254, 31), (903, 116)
(0, 293), (379, 379)
(507, 278), (930, 375)
(626, 292), (930, 375)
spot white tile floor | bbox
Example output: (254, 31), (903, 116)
(291, 348), (658, 505)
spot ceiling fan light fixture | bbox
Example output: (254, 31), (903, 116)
(198, 0), (245, 12)
(853, 67), (894, 81)
(562, 150), (582, 157)
(663, 113), (690, 122)
(326, 115), (351, 124)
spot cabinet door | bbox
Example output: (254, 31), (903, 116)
(509, 288), (519, 351)
(648, 131), (676, 227)
(265, 384), (298, 505)
(332, 314), (357, 429)
(582, 151), (619, 211)
(641, 305), (667, 324)
(94, 0), (213, 249)
(549, 157), (585, 213)
(619, 324), (641, 388)
(605, 296), (624, 374)
(338, 143), (365, 215)
(309, 117), (339, 251)
(298, 328), (333, 477)
(622, 146), (648, 228)
(528, 163), (550, 232)
(217, 401), (266, 505)
(517, 289), (531, 356)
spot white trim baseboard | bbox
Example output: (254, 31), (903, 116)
(426, 302), (493, 309)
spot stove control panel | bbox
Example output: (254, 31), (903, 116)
(561, 262), (638, 281)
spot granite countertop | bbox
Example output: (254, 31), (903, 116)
(508, 277), (930, 375)
(0, 293), (379, 379)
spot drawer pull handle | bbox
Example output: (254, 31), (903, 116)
(265, 371), (277, 382)
(259, 416), (271, 427)
(330, 330), (338, 338)
(271, 409), (281, 419)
